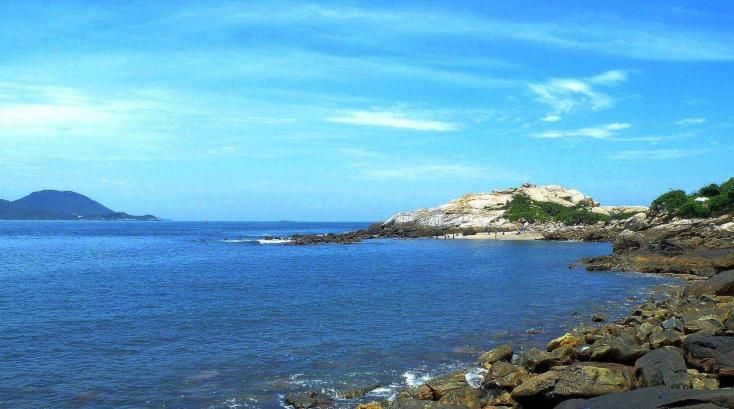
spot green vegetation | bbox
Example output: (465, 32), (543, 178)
(650, 177), (734, 218)
(503, 194), (610, 225)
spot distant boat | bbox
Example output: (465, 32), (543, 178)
(279, 219), (293, 223)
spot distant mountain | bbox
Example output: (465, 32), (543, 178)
(0, 190), (159, 220)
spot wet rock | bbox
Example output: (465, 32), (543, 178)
(339, 384), (381, 399)
(510, 362), (634, 408)
(684, 334), (734, 385)
(592, 314), (607, 322)
(415, 372), (467, 400)
(689, 270), (734, 297)
(547, 333), (582, 351)
(477, 344), (513, 368)
(481, 361), (528, 390)
(634, 347), (690, 388)
(588, 332), (649, 364)
(284, 391), (334, 409)
(437, 386), (481, 409)
(554, 386), (734, 409)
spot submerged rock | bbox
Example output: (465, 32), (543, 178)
(554, 386), (734, 409)
(284, 391), (334, 409)
(339, 384), (381, 399)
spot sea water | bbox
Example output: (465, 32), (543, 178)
(0, 221), (676, 408)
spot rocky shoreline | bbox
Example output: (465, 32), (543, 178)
(282, 213), (734, 409)
(285, 271), (734, 409)
(281, 182), (734, 408)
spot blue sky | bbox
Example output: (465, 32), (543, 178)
(0, 1), (732, 220)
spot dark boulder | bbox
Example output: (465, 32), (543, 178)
(689, 270), (734, 297)
(554, 386), (734, 409)
(634, 347), (689, 388)
(284, 391), (334, 409)
(684, 334), (734, 385)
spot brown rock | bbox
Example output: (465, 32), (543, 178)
(481, 361), (528, 390)
(510, 362), (634, 408)
(477, 344), (513, 368)
(547, 333), (582, 351)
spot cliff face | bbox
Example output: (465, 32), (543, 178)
(381, 184), (646, 230)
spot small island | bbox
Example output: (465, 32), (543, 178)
(0, 190), (159, 221)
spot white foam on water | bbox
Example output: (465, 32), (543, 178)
(368, 385), (400, 399)
(257, 238), (291, 244)
(464, 367), (487, 389)
(222, 239), (256, 243)
(402, 370), (431, 387)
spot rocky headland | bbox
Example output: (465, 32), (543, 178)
(283, 179), (734, 409)
(0, 190), (159, 221)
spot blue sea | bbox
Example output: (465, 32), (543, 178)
(0, 221), (676, 409)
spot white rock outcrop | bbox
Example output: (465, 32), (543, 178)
(381, 184), (647, 229)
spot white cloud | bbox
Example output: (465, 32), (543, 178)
(541, 115), (562, 122)
(533, 123), (631, 139)
(589, 70), (629, 85)
(609, 148), (707, 160)
(676, 117), (707, 125)
(529, 70), (629, 115)
(328, 110), (459, 131)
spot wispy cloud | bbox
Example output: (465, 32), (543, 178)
(609, 148), (707, 160)
(328, 110), (459, 131)
(541, 115), (562, 122)
(533, 123), (631, 139)
(676, 117), (707, 125)
(529, 70), (629, 118)
(183, 5), (734, 62)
